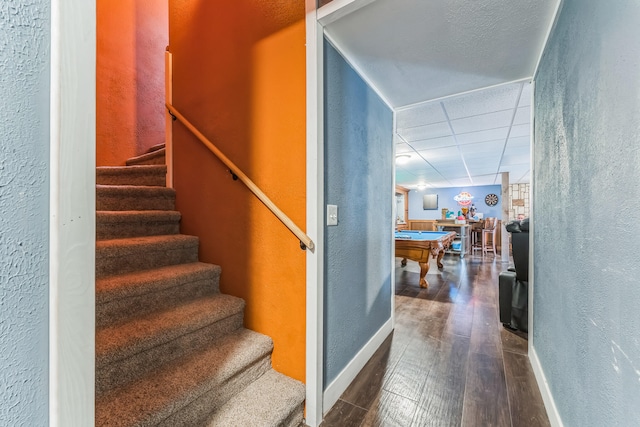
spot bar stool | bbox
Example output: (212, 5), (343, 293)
(471, 221), (483, 252)
(482, 217), (498, 255)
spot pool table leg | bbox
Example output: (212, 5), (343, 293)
(436, 250), (445, 270)
(419, 262), (430, 288)
(401, 258), (407, 267)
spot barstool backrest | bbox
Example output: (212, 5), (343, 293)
(484, 217), (497, 230)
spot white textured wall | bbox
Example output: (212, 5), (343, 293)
(533, 1), (640, 425)
(0, 1), (51, 425)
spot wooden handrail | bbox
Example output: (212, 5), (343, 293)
(166, 103), (314, 251)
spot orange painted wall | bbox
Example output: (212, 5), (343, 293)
(168, 1), (306, 382)
(97, 0), (168, 166)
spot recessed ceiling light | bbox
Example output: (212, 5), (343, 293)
(395, 154), (411, 164)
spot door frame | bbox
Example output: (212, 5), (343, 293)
(305, 2), (397, 426)
(305, 1), (324, 426)
(49, 0), (96, 425)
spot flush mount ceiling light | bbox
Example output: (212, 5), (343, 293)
(416, 183), (427, 190)
(395, 154), (411, 165)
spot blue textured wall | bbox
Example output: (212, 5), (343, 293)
(534, 1), (640, 425)
(0, 1), (50, 425)
(324, 39), (393, 387)
(407, 185), (502, 220)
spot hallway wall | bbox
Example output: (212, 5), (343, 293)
(168, 1), (306, 382)
(97, 0), (168, 166)
(533, 1), (640, 425)
(0, 1), (50, 424)
(323, 39), (393, 387)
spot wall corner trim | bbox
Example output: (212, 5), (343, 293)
(317, 0), (377, 26)
(529, 346), (565, 427)
(322, 318), (393, 415)
(532, 0), (565, 80)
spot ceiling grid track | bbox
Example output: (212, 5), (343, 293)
(440, 101), (474, 186)
(493, 82), (525, 185)
(397, 134), (451, 186)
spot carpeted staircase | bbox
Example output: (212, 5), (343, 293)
(95, 146), (305, 426)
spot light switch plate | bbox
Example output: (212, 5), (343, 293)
(327, 204), (338, 226)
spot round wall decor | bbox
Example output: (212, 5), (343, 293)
(485, 193), (499, 207)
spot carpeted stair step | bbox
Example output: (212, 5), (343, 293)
(96, 328), (274, 427)
(97, 210), (181, 240)
(204, 369), (305, 427)
(126, 147), (166, 166)
(96, 185), (175, 211)
(96, 235), (199, 278)
(144, 142), (166, 153)
(96, 262), (221, 328)
(94, 152), (306, 426)
(96, 293), (245, 396)
(97, 165), (167, 187)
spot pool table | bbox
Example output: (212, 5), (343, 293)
(395, 230), (457, 288)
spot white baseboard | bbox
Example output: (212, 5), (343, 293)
(322, 318), (393, 414)
(530, 345), (564, 427)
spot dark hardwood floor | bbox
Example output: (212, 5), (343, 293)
(320, 253), (549, 427)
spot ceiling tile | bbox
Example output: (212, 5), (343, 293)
(409, 135), (457, 151)
(396, 102), (447, 128)
(472, 174), (500, 186)
(502, 142), (530, 155)
(506, 135), (530, 149)
(416, 146), (460, 163)
(509, 123), (530, 138)
(445, 177), (474, 187)
(465, 154), (500, 166)
(395, 167), (420, 182)
(513, 106), (531, 125)
(413, 173), (448, 184)
(450, 110), (514, 134)
(442, 84), (521, 119)
(430, 166), (469, 180)
(412, 172), (448, 183)
(455, 127), (509, 145)
(459, 140), (505, 156)
(395, 142), (414, 154)
(398, 157), (440, 175)
(519, 83), (532, 107)
(467, 165), (500, 177)
(499, 164), (530, 182)
(465, 155), (500, 166)
(397, 121), (451, 142)
(500, 145), (530, 166)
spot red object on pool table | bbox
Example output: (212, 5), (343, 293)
(395, 230), (457, 288)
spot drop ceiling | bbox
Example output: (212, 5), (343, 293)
(395, 81), (531, 188)
(321, 0), (561, 188)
